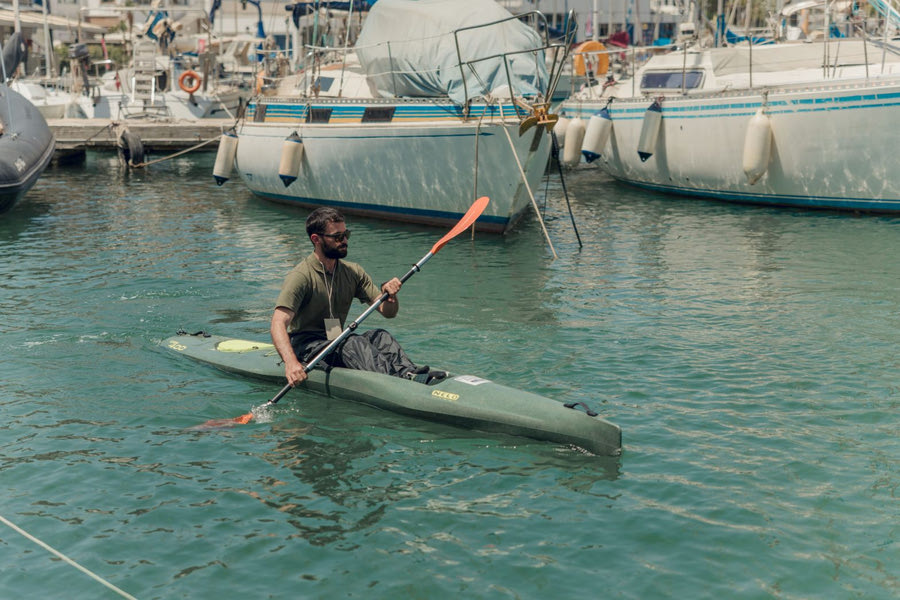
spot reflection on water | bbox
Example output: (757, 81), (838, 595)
(246, 408), (622, 547)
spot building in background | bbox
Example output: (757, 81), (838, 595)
(500, 0), (693, 44)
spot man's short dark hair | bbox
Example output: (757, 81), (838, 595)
(306, 207), (345, 238)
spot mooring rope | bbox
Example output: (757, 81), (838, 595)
(86, 122), (117, 144)
(0, 514), (139, 600)
(129, 105), (243, 169)
(132, 134), (222, 169)
(550, 130), (583, 249)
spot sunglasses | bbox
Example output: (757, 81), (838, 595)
(319, 230), (351, 242)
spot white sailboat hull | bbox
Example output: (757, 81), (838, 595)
(561, 41), (900, 212)
(235, 103), (551, 233)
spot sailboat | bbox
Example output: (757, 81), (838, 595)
(557, 0), (900, 213)
(219, 0), (570, 233)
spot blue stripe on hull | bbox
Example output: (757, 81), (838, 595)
(249, 102), (521, 122)
(250, 191), (513, 233)
(283, 132), (495, 141)
(562, 87), (900, 122)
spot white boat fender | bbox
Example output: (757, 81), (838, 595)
(742, 108), (773, 185)
(637, 99), (662, 162)
(212, 131), (239, 186)
(553, 116), (570, 148)
(278, 131), (304, 187)
(581, 108), (613, 163)
(562, 118), (586, 166)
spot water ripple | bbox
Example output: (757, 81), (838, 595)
(1, 158), (899, 598)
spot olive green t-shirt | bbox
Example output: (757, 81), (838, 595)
(275, 253), (380, 336)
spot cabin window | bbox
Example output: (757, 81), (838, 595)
(361, 107), (396, 122)
(306, 108), (333, 123)
(641, 70), (704, 90)
(314, 77), (335, 93)
(253, 105), (267, 122)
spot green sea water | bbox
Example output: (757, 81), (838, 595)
(1, 154), (898, 599)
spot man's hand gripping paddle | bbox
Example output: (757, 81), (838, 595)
(198, 196), (490, 429)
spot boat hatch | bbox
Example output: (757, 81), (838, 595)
(307, 108), (333, 123)
(362, 107), (396, 122)
(641, 70), (705, 91)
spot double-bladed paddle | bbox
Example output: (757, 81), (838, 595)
(202, 196), (490, 428)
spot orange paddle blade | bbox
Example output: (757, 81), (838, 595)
(233, 413), (254, 424)
(430, 196), (490, 254)
(190, 412), (254, 430)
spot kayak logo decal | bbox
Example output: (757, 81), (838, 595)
(168, 340), (187, 352)
(432, 390), (459, 402)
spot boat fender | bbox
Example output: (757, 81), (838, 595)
(742, 108), (773, 185)
(118, 129), (144, 167)
(637, 99), (662, 162)
(562, 118), (586, 167)
(278, 131), (304, 187)
(553, 115), (570, 148)
(564, 402), (599, 417)
(1, 31), (27, 77)
(178, 70), (202, 94)
(213, 131), (239, 186)
(581, 108), (613, 163)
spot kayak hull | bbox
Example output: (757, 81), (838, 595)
(163, 333), (622, 456)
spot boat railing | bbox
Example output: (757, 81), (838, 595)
(450, 10), (574, 111)
(251, 45), (296, 94)
(569, 44), (670, 100)
(295, 44), (359, 98)
(288, 10), (573, 110)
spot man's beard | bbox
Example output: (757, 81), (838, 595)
(323, 245), (348, 259)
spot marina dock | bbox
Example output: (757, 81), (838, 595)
(48, 118), (235, 161)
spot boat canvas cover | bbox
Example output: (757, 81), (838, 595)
(709, 40), (892, 76)
(355, 0), (549, 104)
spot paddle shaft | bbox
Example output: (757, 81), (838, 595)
(266, 252), (436, 406)
(249, 195), (490, 417)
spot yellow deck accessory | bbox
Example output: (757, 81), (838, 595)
(518, 102), (559, 136)
(216, 339), (276, 352)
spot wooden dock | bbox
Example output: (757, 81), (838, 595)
(48, 118), (235, 161)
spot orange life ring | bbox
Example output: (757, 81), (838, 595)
(573, 41), (609, 77)
(178, 70), (202, 94)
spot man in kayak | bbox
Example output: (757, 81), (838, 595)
(270, 207), (430, 387)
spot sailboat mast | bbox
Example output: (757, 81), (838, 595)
(716, 0), (724, 46)
(41, 0), (55, 77)
(13, 0), (21, 33)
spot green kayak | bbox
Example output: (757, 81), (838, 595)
(164, 332), (622, 456)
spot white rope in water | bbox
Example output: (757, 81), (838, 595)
(0, 514), (139, 600)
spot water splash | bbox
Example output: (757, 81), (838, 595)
(250, 403), (275, 424)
